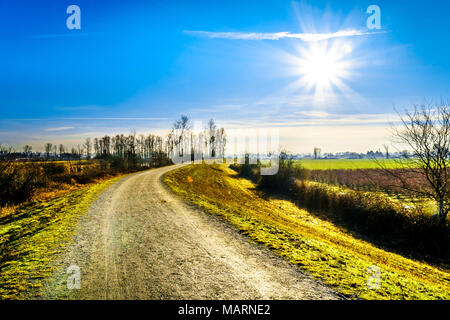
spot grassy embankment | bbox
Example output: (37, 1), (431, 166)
(164, 164), (450, 300)
(0, 173), (125, 299)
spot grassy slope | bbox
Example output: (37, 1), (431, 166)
(164, 164), (450, 300)
(0, 175), (124, 299)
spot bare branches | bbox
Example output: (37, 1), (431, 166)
(389, 102), (450, 224)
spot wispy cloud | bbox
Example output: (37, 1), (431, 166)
(184, 29), (385, 41)
(45, 127), (74, 132)
(195, 108), (399, 130)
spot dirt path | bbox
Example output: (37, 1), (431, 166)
(42, 164), (339, 299)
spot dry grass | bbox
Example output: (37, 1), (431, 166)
(0, 160), (119, 217)
(164, 164), (450, 300)
(0, 173), (117, 219)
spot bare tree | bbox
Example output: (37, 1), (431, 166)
(383, 144), (389, 159)
(76, 144), (83, 164)
(172, 115), (191, 158)
(84, 138), (92, 159)
(93, 138), (99, 157)
(386, 103), (450, 224)
(206, 118), (217, 158)
(23, 145), (32, 158)
(217, 127), (227, 161)
(59, 144), (65, 157)
(45, 143), (53, 160)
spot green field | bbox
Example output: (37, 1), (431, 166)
(295, 159), (407, 170)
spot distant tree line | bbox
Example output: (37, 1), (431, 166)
(0, 115), (227, 167)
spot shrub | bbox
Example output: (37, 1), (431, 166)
(291, 179), (449, 262)
(0, 162), (40, 206)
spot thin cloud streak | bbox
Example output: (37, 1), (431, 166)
(45, 126), (74, 132)
(184, 29), (385, 41)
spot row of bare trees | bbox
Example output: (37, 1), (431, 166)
(89, 116), (226, 167)
(92, 132), (168, 168)
(167, 116), (227, 162)
(1, 115), (227, 166)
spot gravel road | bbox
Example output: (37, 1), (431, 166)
(42, 164), (339, 299)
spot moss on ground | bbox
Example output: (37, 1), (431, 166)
(0, 175), (124, 299)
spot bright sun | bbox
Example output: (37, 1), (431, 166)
(303, 51), (340, 86)
(293, 41), (353, 103)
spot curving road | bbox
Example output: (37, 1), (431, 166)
(42, 164), (339, 300)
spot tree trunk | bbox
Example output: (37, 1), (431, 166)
(438, 200), (448, 224)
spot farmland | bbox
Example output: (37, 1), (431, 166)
(294, 158), (409, 170)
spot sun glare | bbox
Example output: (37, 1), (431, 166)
(291, 40), (354, 103)
(302, 49), (340, 86)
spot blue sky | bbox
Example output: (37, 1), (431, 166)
(0, 0), (449, 153)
